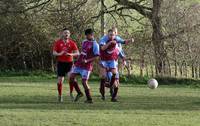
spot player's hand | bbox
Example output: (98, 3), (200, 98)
(84, 59), (88, 63)
(131, 38), (134, 43)
(125, 38), (134, 44)
(122, 60), (127, 66)
(65, 53), (72, 56)
(109, 40), (116, 45)
(59, 51), (65, 56)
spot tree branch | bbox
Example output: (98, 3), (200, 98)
(0, 0), (53, 14)
(114, 0), (152, 18)
(162, 23), (200, 40)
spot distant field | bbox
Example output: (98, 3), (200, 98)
(0, 77), (200, 126)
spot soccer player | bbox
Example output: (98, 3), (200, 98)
(99, 29), (123, 102)
(52, 28), (80, 102)
(99, 27), (130, 101)
(69, 28), (99, 103)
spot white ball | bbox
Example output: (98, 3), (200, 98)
(148, 79), (158, 89)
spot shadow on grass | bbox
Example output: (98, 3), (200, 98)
(0, 95), (199, 111)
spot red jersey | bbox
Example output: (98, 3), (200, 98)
(53, 38), (78, 62)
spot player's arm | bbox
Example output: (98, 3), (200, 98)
(66, 50), (79, 56)
(116, 36), (134, 45)
(84, 57), (97, 63)
(100, 40), (116, 51)
(119, 50), (125, 59)
(66, 42), (80, 56)
(53, 51), (65, 56)
(99, 36), (112, 51)
(52, 41), (65, 56)
(118, 47), (127, 66)
(116, 36), (126, 44)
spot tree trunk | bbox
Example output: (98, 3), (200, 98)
(148, 54), (154, 77)
(179, 62), (183, 77)
(195, 61), (198, 79)
(185, 62), (188, 78)
(166, 56), (171, 77)
(175, 61), (178, 77)
(22, 55), (27, 70)
(192, 63), (195, 78)
(126, 60), (132, 76)
(140, 51), (145, 77)
(146, 64), (149, 77)
(151, 0), (166, 77)
(51, 55), (54, 72)
(172, 38), (177, 77)
(100, 0), (105, 36)
(199, 63), (200, 79)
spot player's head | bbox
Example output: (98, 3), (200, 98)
(61, 28), (70, 39)
(85, 28), (94, 40)
(112, 26), (118, 35)
(108, 29), (115, 40)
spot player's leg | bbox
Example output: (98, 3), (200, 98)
(109, 61), (117, 90)
(110, 69), (117, 86)
(111, 71), (120, 102)
(57, 76), (64, 102)
(81, 70), (93, 103)
(65, 62), (74, 101)
(108, 61), (119, 102)
(106, 70), (113, 96)
(107, 68), (120, 97)
(56, 62), (65, 102)
(69, 67), (83, 102)
(99, 61), (108, 100)
(68, 78), (75, 101)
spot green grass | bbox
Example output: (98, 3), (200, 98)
(0, 77), (200, 126)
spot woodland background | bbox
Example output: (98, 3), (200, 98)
(0, 0), (200, 79)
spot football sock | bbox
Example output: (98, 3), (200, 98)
(73, 80), (81, 94)
(69, 82), (74, 93)
(57, 82), (62, 96)
(81, 79), (92, 101)
(112, 87), (118, 99)
(85, 89), (92, 101)
(100, 78), (105, 97)
(110, 73), (116, 87)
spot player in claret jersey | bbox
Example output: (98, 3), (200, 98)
(99, 29), (120, 102)
(100, 27), (129, 98)
(69, 29), (99, 103)
(52, 28), (80, 102)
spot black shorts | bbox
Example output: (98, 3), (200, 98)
(57, 61), (73, 77)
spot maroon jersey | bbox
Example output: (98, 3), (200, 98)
(75, 40), (99, 71)
(100, 39), (119, 61)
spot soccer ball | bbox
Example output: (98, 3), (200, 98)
(148, 79), (158, 89)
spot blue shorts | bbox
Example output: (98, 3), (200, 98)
(71, 66), (91, 80)
(100, 60), (118, 69)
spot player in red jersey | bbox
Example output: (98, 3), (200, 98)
(52, 28), (80, 102)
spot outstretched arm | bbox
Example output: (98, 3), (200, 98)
(118, 47), (127, 66)
(116, 36), (134, 44)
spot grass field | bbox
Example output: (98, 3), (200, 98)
(0, 77), (200, 126)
